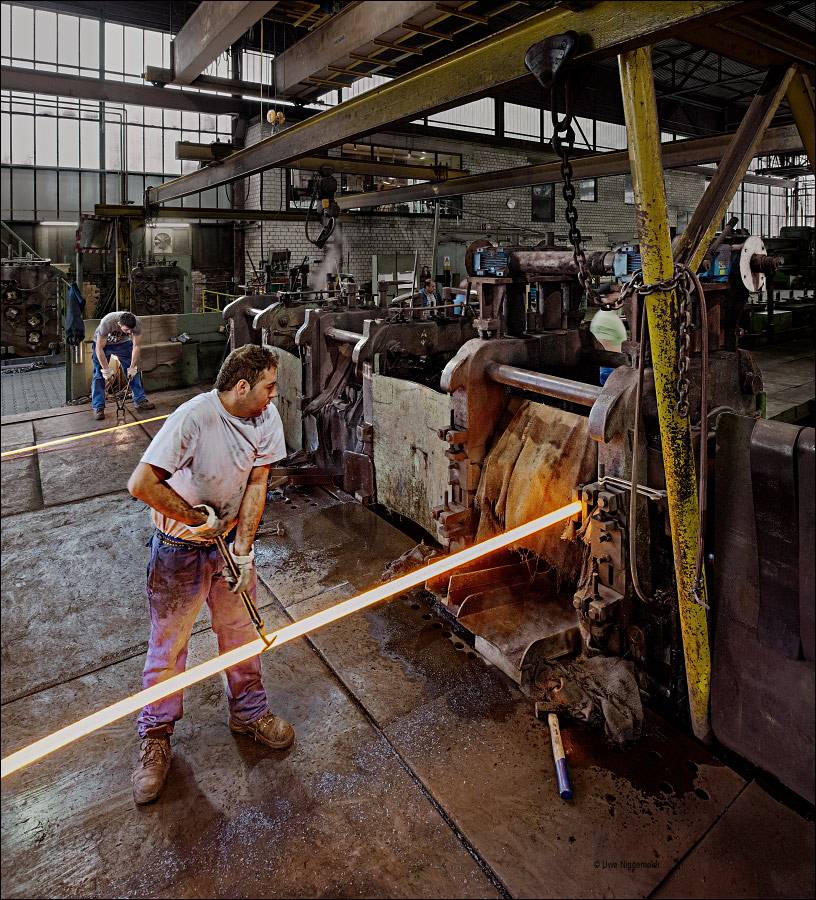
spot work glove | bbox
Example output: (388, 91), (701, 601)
(224, 543), (254, 594)
(188, 504), (231, 539)
(127, 365), (138, 379)
(101, 366), (114, 381)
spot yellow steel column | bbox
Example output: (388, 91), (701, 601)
(619, 47), (711, 742)
(786, 69), (815, 173)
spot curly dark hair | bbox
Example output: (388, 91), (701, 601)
(215, 345), (278, 392)
(119, 312), (137, 329)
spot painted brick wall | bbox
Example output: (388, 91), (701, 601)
(242, 122), (707, 287)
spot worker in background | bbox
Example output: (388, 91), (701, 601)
(91, 311), (156, 420)
(126, 345), (293, 805)
(589, 292), (628, 386)
(420, 278), (440, 308)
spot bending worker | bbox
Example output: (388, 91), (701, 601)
(92, 310), (156, 419)
(127, 345), (293, 805)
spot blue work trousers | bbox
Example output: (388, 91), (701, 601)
(137, 534), (270, 736)
(91, 340), (147, 409)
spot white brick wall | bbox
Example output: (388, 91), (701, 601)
(240, 122), (707, 285)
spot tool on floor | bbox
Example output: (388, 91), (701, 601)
(214, 534), (273, 647)
(547, 711), (573, 800)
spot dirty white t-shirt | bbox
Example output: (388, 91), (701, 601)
(140, 389), (286, 541)
(93, 312), (143, 344)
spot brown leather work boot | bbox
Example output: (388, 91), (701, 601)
(229, 711), (295, 750)
(132, 726), (172, 804)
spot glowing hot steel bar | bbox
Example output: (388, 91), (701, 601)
(1, 500), (581, 779)
(0, 415), (171, 458)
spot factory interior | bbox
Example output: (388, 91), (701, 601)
(1, 1), (814, 897)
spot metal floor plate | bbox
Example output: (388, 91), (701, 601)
(1, 618), (500, 899)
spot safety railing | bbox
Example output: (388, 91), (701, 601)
(1, 220), (47, 260)
(202, 289), (239, 313)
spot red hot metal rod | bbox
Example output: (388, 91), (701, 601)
(0, 415), (171, 458)
(1, 500), (581, 778)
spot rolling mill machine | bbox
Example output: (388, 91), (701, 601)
(1, 255), (65, 362)
(212, 28), (814, 802)
(223, 226), (813, 801)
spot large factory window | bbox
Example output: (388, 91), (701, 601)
(505, 103), (541, 141)
(531, 184), (555, 222)
(580, 179), (597, 202)
(1, 4), (234, 222)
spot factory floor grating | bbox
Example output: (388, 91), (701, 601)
(1, 386), (813, 899)
(0, 364), (67, 417)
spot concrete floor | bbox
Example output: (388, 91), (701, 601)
(1, 387), (813, 899)
(752, 338), (815, 424)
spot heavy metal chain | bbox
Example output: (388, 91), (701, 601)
(620, 265), (694, 418)
(621, 267), (709, 610)
(550, 82), (604, 309)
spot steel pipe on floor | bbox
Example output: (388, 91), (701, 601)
(486, 363), (602, 406)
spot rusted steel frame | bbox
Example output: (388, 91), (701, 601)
(486, 363), (602, 406)
(272, 2), (437, 95)
(146, 0), (758, 204)
(171, 2), (279, 85)
(401, 22), (455, 40)
(295, 155), (468, 179)
(268, 466), (337, 485)
(673, 64), (797, 273)
(336, 125), (802, 209)
(436, 4), (488, 25)
(0, 66), (254, 117)
(348, 53), (400, 67)
(717, 11), (815, 69)
(682, 24), (789, 70)
(373, 39), (424, 54)
(786, 70), (816, 173)
(93, 205), (356, 223)
(619, 46), (712, 742)
(308, 75), (346, 87)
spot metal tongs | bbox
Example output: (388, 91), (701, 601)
(214, 534), (275, 647)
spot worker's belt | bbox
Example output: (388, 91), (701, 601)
(156, 530), (217, 550)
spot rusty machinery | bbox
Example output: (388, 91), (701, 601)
(1, 256), (65, 362)
(130, 260), (187, 316)
(217, 26), (813, 803)
(224, 225), (814, 801)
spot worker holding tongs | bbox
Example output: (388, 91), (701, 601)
(126, 345), (292, 805)
(92, 311), (156, 420)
